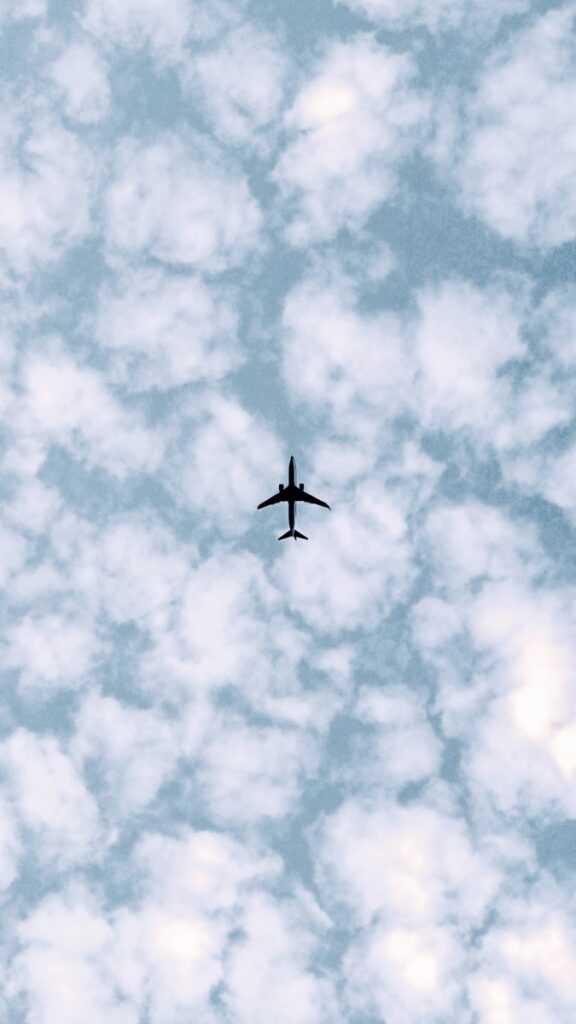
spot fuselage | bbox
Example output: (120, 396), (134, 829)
(288, 456), (296, 529)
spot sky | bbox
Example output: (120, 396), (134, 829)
(1, 0), (576, 1021)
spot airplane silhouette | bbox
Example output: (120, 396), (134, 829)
(257, 456), (330, 540)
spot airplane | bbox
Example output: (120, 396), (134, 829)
(257, 455), (330, 540)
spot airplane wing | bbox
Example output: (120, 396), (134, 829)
(257, 490), (286, 509)
(297, 489), (330, 509)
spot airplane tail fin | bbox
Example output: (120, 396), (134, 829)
(278, 529), (308, 541)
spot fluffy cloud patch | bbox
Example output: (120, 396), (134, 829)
(281, 272), (410, 434)
(184, 25), (288, 150)
(469, 892), (576, 1024)
(95, 267), (240, 390)
(223, 893), (335, 1024)
(0, 110), (95, 269)
(274, 34), (428, 243)
(332, 0), (527, 33)
(169, 392), (282, 535)
(0, 731), (101, 867)
(72, 693), (181, 815)
(274, 478), (415, 632)
(105, 133), (262, 269)
(413, 278), (526, 433)
(447, 6), (576, 247)
(51, 42), (110, 123)
(0, 796), (21, 891)
(82, 0), (232, 62)
(197, 717), (317, 824)
(317, 796), (501, 1020)
(5, 613), (98, 693)
(17, 346), (162, 477)
(0, 0), (46, 24)
(355, 685), (442, 789)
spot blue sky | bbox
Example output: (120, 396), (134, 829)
(1, 0), (576, 1021)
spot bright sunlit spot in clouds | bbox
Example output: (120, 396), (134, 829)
(300, 80), (358, 124)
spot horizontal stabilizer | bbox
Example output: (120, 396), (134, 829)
(278, 529), (308, 541)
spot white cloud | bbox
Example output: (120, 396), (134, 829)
(138, 546), (330, 727)
(0, 730), (101, 867)
(317, 796), (501, 1020)
(423, 501), (542, 588)
(105, 133), (262, 269)
(51, 42), (110, 123)
(0, 523), (29, 589)
(0, 796), (20, 891)
(273, 477), (415, 632)
(0, 110), (96, 269)
(281, 272), (410, 435)
(169, 392), (282, 535)
(17, 346), (163, 477)
(71, 693), (181, 815)
(95, 267), (240, 390)
(12, 886), (137, 1024)
(274, 34), (428, 243)
(446, 6), (576, 247)
(280, 273), (562, 457)
(417, 578), (576, 818)
(146, 549), (281, 694)
(5, 613), (98, 692)
(110, 830), (281, 1019)
(469, 892), (576, 1024)
(333, 0), (528, 33)
(184, 25), (288, 150)
(3, 477), (61, 536)
(82, 0), (232, 63)
(537, 285), (576, 369)
(197, 717), (317, 824)
(95, 515), (193, 624)
(355, 685), (442, 789)
(223, 893), (336, 1024)
(539, 444), (576, 520)
(0, 0), (46, 23)
(413, 278), (526, 432)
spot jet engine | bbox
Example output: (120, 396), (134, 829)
(300, 483), (304, 489)
(279, 483), (284, 490)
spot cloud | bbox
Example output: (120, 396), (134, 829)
(50, 42), (111, 124)
(443, 6), (576, 247)
(281, 270), (411, 435)
(82, 0), (234, 63)
(469, 890), (576, 1024)
(354, 685), (442, 790)
(16, 345), (163, 477)
(273, 477), (416, 632)
(11, 885), (137, 1024)
(412, 277), (529, 436)
(105, 133), (263, 269)
(5, 613), (98, 693)
(223, 892), (336, 1024)
(183, 25), (289, 151)
(94, 267), (241, 390)
(0, 730), (101, 868)
(274, 34), (429, 243)
(71, 693), (181, 816)
(0, 109), (96, 270)
(422, 501), (543, 588)
(332, 0), (528, 33)
(0, 0), (46, 23)
(0, 796), (20, 892)
(167, 392), (282, 535)
(196, 716), (318, 824)
(316, 795), (502, 1020)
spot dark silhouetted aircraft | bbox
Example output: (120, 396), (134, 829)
(257, 455), (330, 540)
